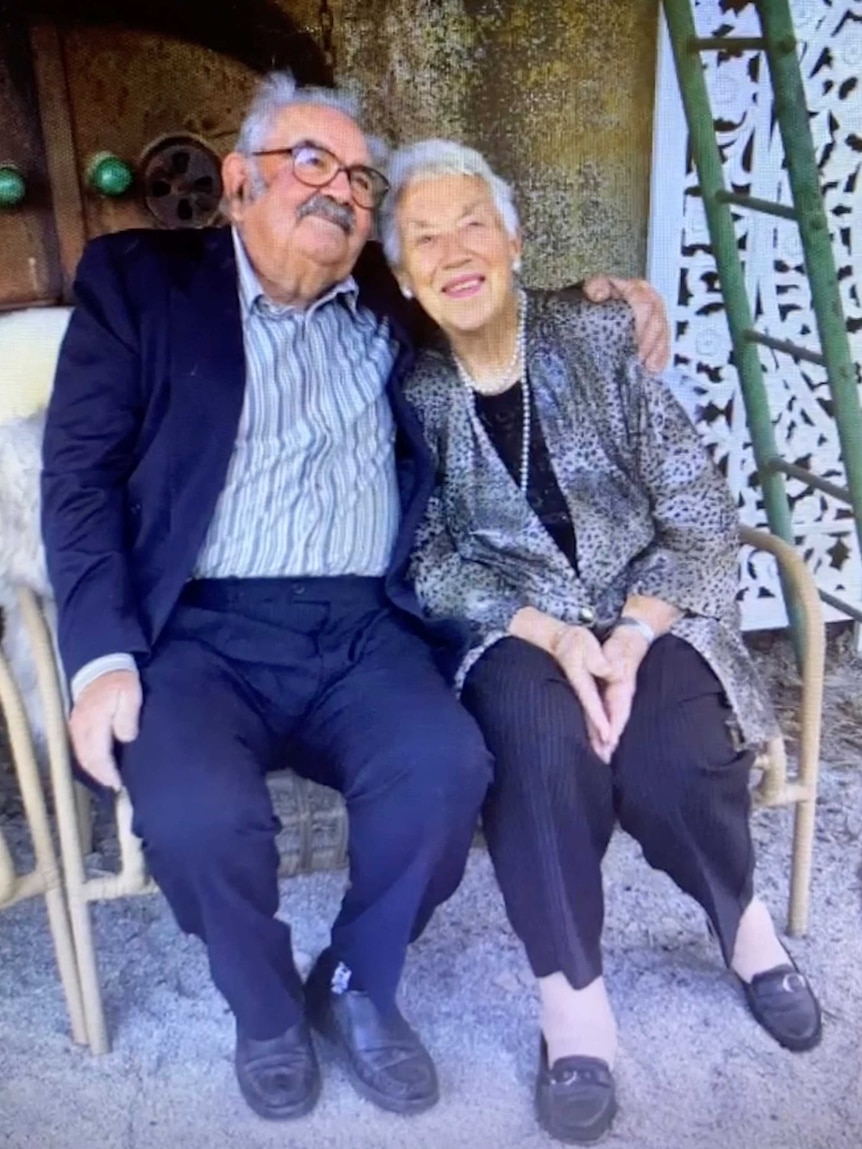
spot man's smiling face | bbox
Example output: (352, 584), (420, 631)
(224, 103), (375, 296)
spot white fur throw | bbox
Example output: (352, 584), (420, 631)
(0, 307), (71, 423)
(0, 409), (56, 748)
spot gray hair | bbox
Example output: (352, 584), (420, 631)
(380, 139), (521, 268)
(233, 70), (388, 199)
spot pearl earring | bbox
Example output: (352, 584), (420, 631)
(512, 257), (522, 274)
(401, 285), (413, 299)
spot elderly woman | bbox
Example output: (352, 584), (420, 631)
(379, 140), (822, 1144)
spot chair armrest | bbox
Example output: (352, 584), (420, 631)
(739, 525), (825, 801)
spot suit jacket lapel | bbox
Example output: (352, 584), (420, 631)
(167, 228), (245, 550)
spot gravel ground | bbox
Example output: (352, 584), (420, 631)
(0, 628), (860, 1149)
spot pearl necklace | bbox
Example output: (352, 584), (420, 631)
(454, 291), (531, 494)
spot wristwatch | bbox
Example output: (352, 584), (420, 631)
(612, 614), (656, 647)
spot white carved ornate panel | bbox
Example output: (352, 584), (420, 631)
(648, 0), (862, 630)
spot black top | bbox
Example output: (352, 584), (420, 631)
(473, 377), (578, 573)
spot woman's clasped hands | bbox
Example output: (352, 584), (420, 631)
(510, 606), (651, 763)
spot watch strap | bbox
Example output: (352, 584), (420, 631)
(613, 614), (656, 646)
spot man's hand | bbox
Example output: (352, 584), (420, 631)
(582, 275), (670, 374)
(594, 627), (650, 761)
(69, 669), (142, 791)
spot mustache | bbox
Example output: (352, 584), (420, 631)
(296, 193), (356, 234)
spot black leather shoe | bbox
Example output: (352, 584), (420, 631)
(535, 1039), (617, 1145)
(235, 1018), (321, 1120)
(741, 962), (822, 1052)
(305, 958), (439, 1115)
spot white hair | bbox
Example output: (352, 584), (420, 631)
(234, 70), (388, 198)
(380, 139), (521, 268)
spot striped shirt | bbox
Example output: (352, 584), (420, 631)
(194, 229), (401, 579)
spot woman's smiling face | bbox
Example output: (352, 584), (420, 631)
(395, 173), (521, 338)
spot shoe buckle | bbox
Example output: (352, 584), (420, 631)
(781, 972), (806, 993)
(554, 1066), (588, 1087)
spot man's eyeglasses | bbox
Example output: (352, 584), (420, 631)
(250, 142), (390, 210)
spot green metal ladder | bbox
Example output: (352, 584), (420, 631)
(661, 0), (862, 642)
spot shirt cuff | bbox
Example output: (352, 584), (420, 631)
(71, 653), (139, 702)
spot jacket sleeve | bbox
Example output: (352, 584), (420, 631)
(624, 356), (740, 618)
(41, 237), (150, 681)
(406, 385), (528, 638)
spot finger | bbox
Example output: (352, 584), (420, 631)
(554, 626), (608, 672)
(563, 665), (611, 743)
(604, 682), (634, 748)
(604, 275), (645, 302)
(113, 684), (141, 744)
(581, 275), (611, 303)
(635, 309), (661, 362)
(644, 327), (670, 374)
(94, 756), (123, 792)
(584, 646), (614, 680)
(641, 314), (671, 373)
(73, 715), (122, 791)
(586, 716), (613, 764)
(605, 278), (670, 373)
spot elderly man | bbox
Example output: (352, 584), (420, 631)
(41, 71), (669, 1121)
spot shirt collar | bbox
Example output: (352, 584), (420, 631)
(231, 227), (359, 320)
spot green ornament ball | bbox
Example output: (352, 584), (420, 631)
(0, 166), (26, 207)
(89, 155), (133, 197)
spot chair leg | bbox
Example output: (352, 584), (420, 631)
(786, 541), (824, 938)
(0, 652), (88, 1046)
(41, 882), (89, 1045)
(66, 882), (110, 1053)
(787, 797), (816, 937)
(49, 751), (110, 1052)
(45, 733), (110, 1052)
(18, 587), (111, 1053)
(74, 783), (93, 856)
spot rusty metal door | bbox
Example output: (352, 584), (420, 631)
(57, 25), (259, 241)
(0, 17), (63, 309)
(1, 17), (261, 306)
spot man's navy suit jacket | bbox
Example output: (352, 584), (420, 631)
(41, 226), (466, 685)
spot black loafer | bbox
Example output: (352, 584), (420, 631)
(235, 1018), (321, 1120)
(305, 958), (439, 1115)
(535, 1039), (617, 1145)
(741, 962), (822, 1052)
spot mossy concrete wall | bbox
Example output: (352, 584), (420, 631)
(332, 0), (660, 284)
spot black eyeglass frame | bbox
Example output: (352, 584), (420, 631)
(250, 143), (390, 209)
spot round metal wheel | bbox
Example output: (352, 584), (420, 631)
(141, 136), (222, 229)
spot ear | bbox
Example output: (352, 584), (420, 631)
(221, 152), (250, 223)
(509, 228), (523, 271)
(395, 271), (414, 300)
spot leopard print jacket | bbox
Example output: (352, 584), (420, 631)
(403, 288), (777, 747)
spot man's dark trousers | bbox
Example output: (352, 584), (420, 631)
(118, 575), (492, 1040)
